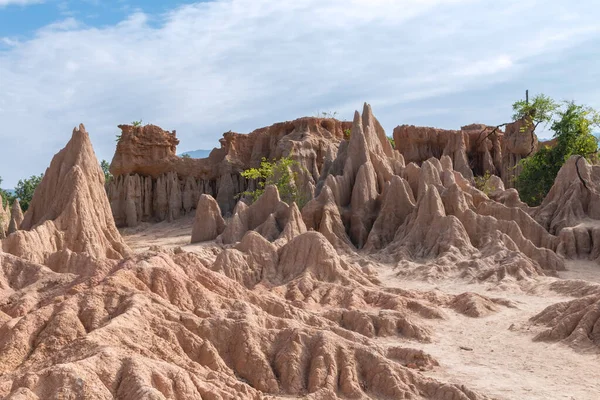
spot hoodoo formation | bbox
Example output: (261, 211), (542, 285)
(107, 118), (349, 225)
(1, 104), (600, 399)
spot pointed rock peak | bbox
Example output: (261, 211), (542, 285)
(416, 184), (446, 222)
(441, 184), (469, 216)
(257, 185), (281, 207)
(353, 109), (362, 129)
(235, 230), (276, 254)
(279, 202), (307, 241)
(191, 194), (226, 243)
(255, 213), (281, 241)
(557, 155), (593, 183)
(233, 199), (248, 216)
(7, 200), (24, 234)
(361, 102), (373, 129)
(349, 109), (367, 148)
(440, 155), (453, 171)
(362, 102), (394, 158)
(278, 231), (343, 282)
(219, 184), (287, 244)
(426, 157), (443, 172)
(485, 175), (505, 193)
(417, 160), (442, 197)
(364, 176), (416, 250)
(3, 124), (129, 264)
(393, 175), (416, 205)
(10, 199), (23, 222)
(403, 162), (421, 197)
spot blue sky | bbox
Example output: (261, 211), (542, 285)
(0, 0), (599, 187)
(0, 1), (201, 37)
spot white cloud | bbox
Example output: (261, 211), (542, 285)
(0, 0), (43, 6)
(0, 0), (599, 186)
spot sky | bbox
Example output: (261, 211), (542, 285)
(0, 0), (599, 187)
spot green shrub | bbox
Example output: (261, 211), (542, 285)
(239, 156), (307, 207)
(516, 101), (599, 206)
(14, 174), (44, 212)
(100, 160), (112, 183)
(474, 171), (494, 195)
(387, 136), (395, 149)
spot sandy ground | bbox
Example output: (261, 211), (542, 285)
(381, 266), (600, 400)
(121, 220), (600, 400)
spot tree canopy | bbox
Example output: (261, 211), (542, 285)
(516, 100), (600, 206)
(14, 174), (44, 212)
(100, 160), (112, 183)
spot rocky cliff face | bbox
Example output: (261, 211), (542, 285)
(108, 118), (349, 226)
(185, 104), (566, 283)
(393, 119), (538, 187)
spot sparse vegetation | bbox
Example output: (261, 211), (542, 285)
(343, 128), (351, 140)
(316, 111), (339, 119)
(239, 156), (307, 207)
(100, 160), (112, 183)
(474, 171), (494, 195)
(516, 101), (600, 206)
(181, 153), (191, 159)
(512, 94), (559, 134)
(116, 120), (143, 142)
(387, 136), (395, 149)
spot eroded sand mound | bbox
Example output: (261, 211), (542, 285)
(2, 124), (129, 270)
(296, 104), (563, 284)
(3, 102), (600, 400)
(0, 124), (499, 399)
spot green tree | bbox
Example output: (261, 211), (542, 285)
(516, 101), (600, 206)
(181, 153), (191, 159)
(14, 174), (44, 212)
(239, 156), (306, 207)
(512, 94), (559, 134)
(473, 93), (559, 154)
(100, 160), (112, 183)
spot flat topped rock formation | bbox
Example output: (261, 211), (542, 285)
(108, 117), (349, 226)
(394, 118), (540, 187)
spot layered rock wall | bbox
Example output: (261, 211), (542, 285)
(108, 119), (348, 226)
(393, 120), (538, 187)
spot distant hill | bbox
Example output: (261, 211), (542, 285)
(178, 149), (212, 159)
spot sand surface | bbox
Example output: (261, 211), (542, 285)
(121, 219), (600, 400)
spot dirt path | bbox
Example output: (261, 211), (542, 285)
(381, 265), (600, 400)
